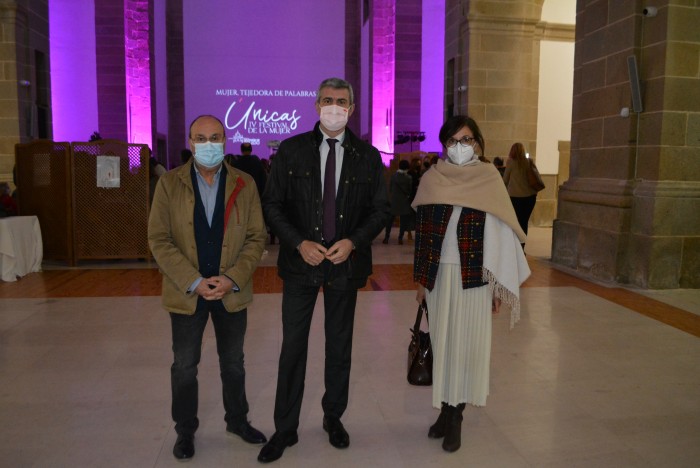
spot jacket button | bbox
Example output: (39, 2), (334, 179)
(339, 214), (343, 219)
(315, 227), (319, 231)
(289, 170), (293, 175)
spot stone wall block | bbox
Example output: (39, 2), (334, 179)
(638, 111), (664, 146)
(605, 146), (637, 180)
(606, 51), (634, 86)
(572, 118), (603, 149)
(665, 42), (699, 78)
(603, 16), (636, 56)
(645, 237), (683, 288)
(687, 113), (700, 147)
(665, 77), (700, 112)
(603, 115), (635, 147)
(659, 111), (688, 146)
(608, 1), (636, 23)
(642, 76), (665, 113)
(668, 5), (700, 42)
(556, 197), (630, 232)
(658, 146), (700, 181)
(680, 237), (700, 288)
(581, 58), (606, 92)
(551, 219), (578, 267)
(581, 27), (607, 64)
(577, 226), (627, 283)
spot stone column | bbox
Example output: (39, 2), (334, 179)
(0, 0), (49, 186)
(165, 0), (184, 168)
(449, 0), (544, 158)
(370, 0), (395, 156)
(95, 0), (127, 140)
(552, 1), (700, 288)
(0, 1), (21, 185)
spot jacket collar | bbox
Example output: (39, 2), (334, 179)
(312, 121), (358, 150)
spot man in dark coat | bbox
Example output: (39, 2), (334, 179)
(233, 142), (267, 199)
(259, 77), (389, 463)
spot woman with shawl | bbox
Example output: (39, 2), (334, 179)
(412, 115), (530, 452)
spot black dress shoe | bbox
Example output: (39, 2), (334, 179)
(173, 434), (195, 460)
(257, 431), (298, 463)
(322, 416), (350, 448)
(226, 421), (268, 444)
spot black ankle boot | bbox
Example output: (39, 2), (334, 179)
(442, 403), (465, 452)
(428, 402), (448, 438)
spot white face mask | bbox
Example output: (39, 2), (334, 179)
(193, 142), (225, 168)
(446, 143), (476, 165)
(319, 105), (349, 132)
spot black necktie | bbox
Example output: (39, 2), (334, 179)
(323, 139), (338, 242)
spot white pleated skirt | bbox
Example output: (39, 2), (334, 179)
(425, 263), (492, 408)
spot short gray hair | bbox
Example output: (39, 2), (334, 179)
(316, 78), (354, 106)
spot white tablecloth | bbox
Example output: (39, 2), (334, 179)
(0, 216), (43, 282)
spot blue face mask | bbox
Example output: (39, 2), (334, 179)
(193, 142), (225, 168)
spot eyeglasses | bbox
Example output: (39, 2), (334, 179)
(190, 134), (224, 144)
(445, 136), (476, 148)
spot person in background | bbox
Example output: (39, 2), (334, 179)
(148, 115), (268, 461)
(233, 142), (267, 200)
(493, 156), (506, 176)
(0, 182), (18, 217)
(383, 159), (414, 245)
(502, 142), (538, 249)
(259, 77), (389, 463)
(412, 115), (530, 453)
(180, 149), (193, 165)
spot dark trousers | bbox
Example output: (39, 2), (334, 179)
(273, 273), (358, 433)
(384, 214), (412, 240)
(510, 195), (537, 237)
(170, 306), (249, 436)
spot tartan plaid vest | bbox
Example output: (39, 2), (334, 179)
(414, 204), (488, 291)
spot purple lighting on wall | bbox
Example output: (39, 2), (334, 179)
(124, 0), (153, 158)
(49, 0), (98, 142)
(371, 0), (396, 164)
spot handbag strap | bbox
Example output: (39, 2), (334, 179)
(413, 300), (429, 331)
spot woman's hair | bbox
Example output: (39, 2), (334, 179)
(438, 115), (485, 156)
(508, 142), (527, 162)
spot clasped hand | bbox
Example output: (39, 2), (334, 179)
(195, 275), (234, 301)
(298, 239), (353, 266)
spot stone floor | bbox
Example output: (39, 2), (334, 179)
(1, 228), (699, 467)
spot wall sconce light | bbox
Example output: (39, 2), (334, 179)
(642, 6), (657, 17)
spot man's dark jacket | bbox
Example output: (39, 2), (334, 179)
(263, 122), (390, 289)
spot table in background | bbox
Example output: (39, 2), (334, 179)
(0, 216), (43, 282)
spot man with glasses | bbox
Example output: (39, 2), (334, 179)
(148, 114), (268, 460)
(259, 78), (389, 463)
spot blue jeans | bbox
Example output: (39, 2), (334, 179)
(170, 305), (249, 436)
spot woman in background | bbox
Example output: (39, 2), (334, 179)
(412, 115), (530, 452)
(502, 142), (538, 249)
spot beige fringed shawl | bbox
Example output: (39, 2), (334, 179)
(412, 160), (531, 327)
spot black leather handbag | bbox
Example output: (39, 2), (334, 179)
(407, 300), (433, 386)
